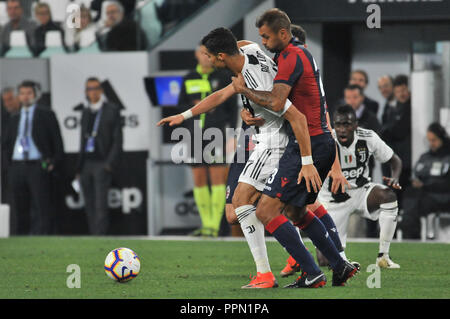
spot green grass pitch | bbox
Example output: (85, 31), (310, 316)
(0, 237), (449, 299)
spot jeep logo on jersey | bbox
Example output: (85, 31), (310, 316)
(342, 166), (365, 179)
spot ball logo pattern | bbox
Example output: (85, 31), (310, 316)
(104, 248), (141, 282)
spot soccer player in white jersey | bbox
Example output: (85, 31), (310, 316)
(158, 27), (324, 288)
(317, 105), (402, 268)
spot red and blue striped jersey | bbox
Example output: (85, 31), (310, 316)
(274, 38), (329, 136)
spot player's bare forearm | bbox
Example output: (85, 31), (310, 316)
(157, 84), (235, 127)
(191, 83), (236, 116)
(388, 153), (402, 182)
(233, 76), (291, 112)
(283, 106), (312, 157)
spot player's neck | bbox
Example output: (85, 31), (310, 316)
(227, 54), (245, 75)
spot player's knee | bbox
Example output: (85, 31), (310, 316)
(285, 206), (307, 224)
(381, 189), (397, 205)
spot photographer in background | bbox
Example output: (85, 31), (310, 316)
(2, 80), (64, 235)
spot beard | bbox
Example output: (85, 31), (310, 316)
(265, 41), (284, 54)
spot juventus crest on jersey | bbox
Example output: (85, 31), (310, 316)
(330, 128), (394, 190)
(239, 43), (292, 148)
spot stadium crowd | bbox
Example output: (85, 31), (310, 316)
(0, 0), (209, 55)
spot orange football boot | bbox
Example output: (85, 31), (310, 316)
(241, 272), (279, 289)
(280, 255), (302, 278)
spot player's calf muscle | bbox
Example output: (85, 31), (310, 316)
(284, 205), (307, 224)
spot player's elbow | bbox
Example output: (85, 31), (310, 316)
(271, 99), (285, 112)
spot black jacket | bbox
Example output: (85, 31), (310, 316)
(2, 106), (64, 167)
(76, 102), (122, 171)
(357, 106), (381, 134)
(363, 96), (379, 116)
(414, 141), (450, 194)
(381, 99), (412, 169)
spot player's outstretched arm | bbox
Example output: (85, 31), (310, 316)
(156, 83), (236, 127)
(383, 153), (403, 190)
(283, 104), (322, 193)
(326, 111), (350, 193)
(232, 73), (291, 112)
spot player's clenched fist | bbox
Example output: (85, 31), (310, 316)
(157, 114), (184, 127)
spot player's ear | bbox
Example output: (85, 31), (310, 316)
(217, 53), (226, 62)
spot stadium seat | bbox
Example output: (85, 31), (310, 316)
(420, 211), (450, 242)
(4, 30), (33, 58)
(39, 31), (66, 58)
(77, 41), (101, 54)
(79, 29), (97, 48)
(138, 0), (162, 48)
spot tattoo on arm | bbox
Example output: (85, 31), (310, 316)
(242, 83), (291, 112)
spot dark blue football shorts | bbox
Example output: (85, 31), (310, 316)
(262, 132), (336, 208)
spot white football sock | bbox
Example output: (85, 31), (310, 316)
(235, 205), (271, 274)
(378, 201), (398, 254)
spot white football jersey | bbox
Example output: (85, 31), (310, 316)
(239, 43), (291, 148)
(322, 127), (394, 194)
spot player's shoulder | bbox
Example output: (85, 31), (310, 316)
(240, 42), (261, 54)
(355, 127), (375, 139)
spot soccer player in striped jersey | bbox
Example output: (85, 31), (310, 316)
(317, 105), (402, 268)
(158, 27), (324, 288)
(232, 8), (357, 287)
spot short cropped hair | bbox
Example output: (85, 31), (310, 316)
(345, 84), (364, 96)
(201, 27), (239, 56)
(334, 104), (357, 122)
(351, 69), (369, 85)
(17, 80), (38, 96)
(255, 8), (291, 34)
(393, 74), (409, 88)
(291, 24), (306, 44)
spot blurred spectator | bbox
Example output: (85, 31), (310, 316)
(343, 84), (381, 133)
(102, 1), (148, 51)
(155, 0), (208, 34)
(378, 75), (397, 179)
(400, 122), (450, 239)
(378, 75), (396, 121)
(64, 5), (97, 52)
(96, 0), (124, 49)
(349, 70), (380, 116)
(75, 77), (122, 235)
(0, 0), (37, 56)
(33, 2), (64, 56)
(1, 87), (20, 203)
(291, 24), (306, 45)
(380, 74), (412, 197)
(2, 80), (64, 235)
(90, 0), (136, 21)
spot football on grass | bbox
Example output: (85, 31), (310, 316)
(104, 248), (140, 282)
